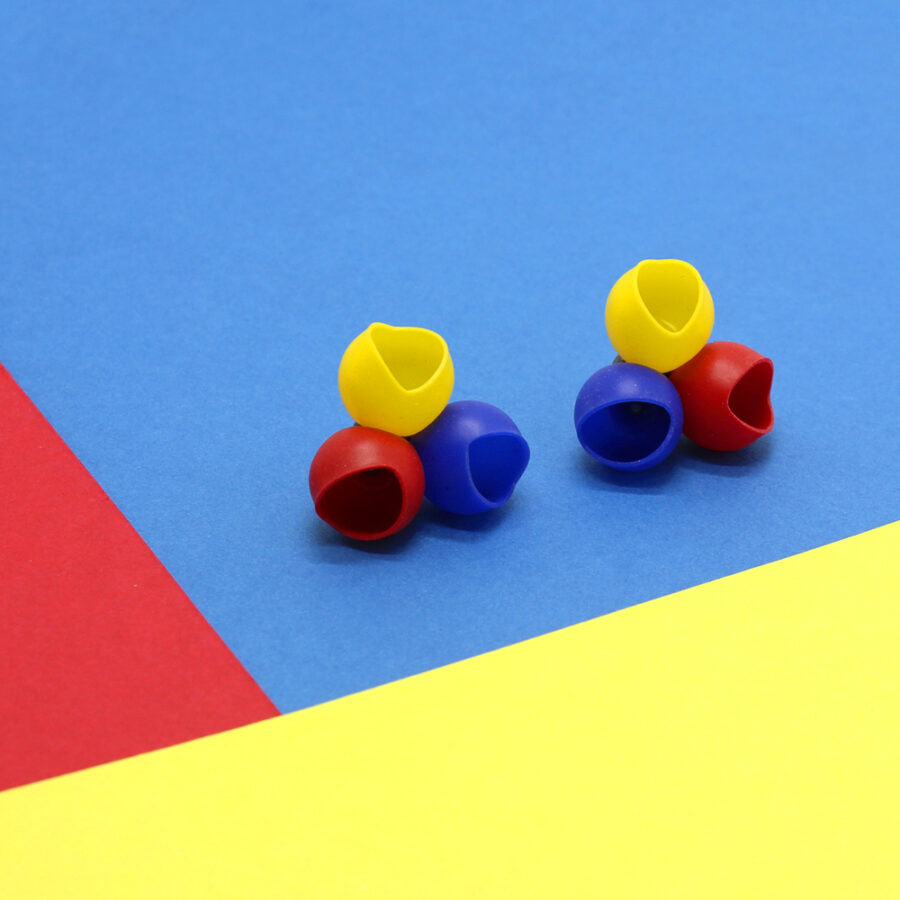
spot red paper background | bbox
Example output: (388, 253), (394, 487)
(0, 367), (278, 791)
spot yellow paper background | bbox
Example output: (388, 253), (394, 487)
(2, 523), (898, 898)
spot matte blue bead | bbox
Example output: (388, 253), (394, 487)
(574, 363), (683, 471)
(410, 400), (530, 515)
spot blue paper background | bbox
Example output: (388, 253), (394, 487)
(2, 1), (899, 711)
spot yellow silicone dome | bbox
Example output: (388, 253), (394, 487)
(338, 323), (454, 436)
(605, 259), (714, 372)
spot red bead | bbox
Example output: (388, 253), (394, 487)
(309, 427), (425, 540)
(669, 341), (774, 451)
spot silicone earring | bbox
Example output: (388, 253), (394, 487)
(574, 363), (683, 471)
(605, 259), (714, 372)
(309, 426), (425, 540)
(668, 341), (773, 451)
(338, 323), (454, 436)
(410, 401), (530, 515)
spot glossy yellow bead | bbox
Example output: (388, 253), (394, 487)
(605, 259), (715, 373)
(338, 323), (454, 436)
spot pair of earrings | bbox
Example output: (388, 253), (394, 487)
(310, 259), (774, 542)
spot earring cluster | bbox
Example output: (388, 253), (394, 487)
(575, 259), (774, 471)
(310, 323), (529, 541)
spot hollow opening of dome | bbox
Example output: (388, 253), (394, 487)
(636, 261), (700, 333)
(468, 434), (530, 504)
(316, 468), (403, 537)
(728, 360), (774, 430)
(370, 325), (445, 391)
(580, 401), (672, 463)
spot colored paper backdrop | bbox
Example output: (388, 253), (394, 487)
(2, 0), (898, 713)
